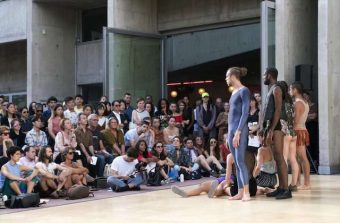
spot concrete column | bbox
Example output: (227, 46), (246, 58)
(275, 0), (317, 83)
(27, 2), (76, 103)
(318, 0), (340, 174)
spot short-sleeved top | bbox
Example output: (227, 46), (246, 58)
(74, 127), (93, 149)
(64, 110), (78, 126)
(124, 129), (153, 148)
(18, 157), (36, 169)
(35, 162), (59, 174)
(89, 127), (103, 151)
(111, 156), (138, 176)
(101, 129), (124, 155)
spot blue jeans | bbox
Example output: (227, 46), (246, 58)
(96, 153), (114, 177)
(107, 174), (143, 189)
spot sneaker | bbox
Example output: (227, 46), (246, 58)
(276, 189), (292, 200)
(208, 180), (219, 198)
(266, 188), (281, 197)
(210, 170), (219, 178)
(171, 186), (188, 198)
(219, 168), (226, 174)
(288, 184), (298, 192)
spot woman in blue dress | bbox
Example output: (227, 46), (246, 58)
(225, 67), (251, 201)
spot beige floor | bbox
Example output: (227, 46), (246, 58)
(1, 175), (340, 223)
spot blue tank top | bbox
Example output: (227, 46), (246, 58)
(5, 161), (21, 177)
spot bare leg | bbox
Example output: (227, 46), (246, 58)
(283, 135), (291, 164)
(171, 181), (212, 198)
(272, 131), (288, 189)
(9, 181), (22, 195)
(288, 136), (299, 186)
(206, 156), (223, 170)
(225, 154), (234, 185)
(297, 145), (311, 189)
(197, 155), (212, 171)
(26, 181), (36, 193)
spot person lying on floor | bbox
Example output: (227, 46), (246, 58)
(1, 146), (39, 198)
(107, 148), (143, 192)
(171, 153), (257, 200)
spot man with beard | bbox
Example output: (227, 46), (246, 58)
(262, 67), (292, 199)
(35, 146), (71, 198)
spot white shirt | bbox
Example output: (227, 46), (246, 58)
(64, 109), (78, 126)
(111, 156), (138, 176)
(112, 111), (122, 124)
(36, 162), (59, 174)
(124, 129), (154, 148)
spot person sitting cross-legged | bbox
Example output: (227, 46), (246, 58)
(107, 148), (143, 192)
(1, 146), (39, 198)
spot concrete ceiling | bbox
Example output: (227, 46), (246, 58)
(34, 0), (107, 9)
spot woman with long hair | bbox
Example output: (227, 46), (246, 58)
(60, 147), (88, 188)
(131, 98), (150, 128)
(178, 99), (193, 137)
(215, 102), (229, 144)
(203, 137), (225, 174)
(95, 103), (108, 130)
(54, 118), (77, 162)
(48, 104), (64, 147)
(151, 142), (174, 184)
(225, 67), (251, 201)
(9, 119), (26, 148)
(155, 98), (171, 129)
(163, 117), (180, 145)
(145, 102), (155, 118)
(0, 103), (17, 127)
(151, 117), (164, 143)
(278, 81), (299, 192)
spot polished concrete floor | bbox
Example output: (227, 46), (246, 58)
(1, 175), (340, 223)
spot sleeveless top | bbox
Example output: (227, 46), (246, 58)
(261, 159), (276, 174)
(262, 84), (285, 126)
(134, 109), (150, 124)
(294, 98), (309, 130)
(52, 117), (61, 135)
(5, 162), (21, 177)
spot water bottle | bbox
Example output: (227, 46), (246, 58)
(180, 174), (184, 182)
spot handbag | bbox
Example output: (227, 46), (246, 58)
(147, 166), (162, 186)
(6, 193), (40, 208)
(66, 185), (94, 200)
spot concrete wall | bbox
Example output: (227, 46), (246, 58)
(158, 0), (261, 32)
(275, 0), (318, 85)
(318, 0), (340, 174)
(108, 0), (157, 33)
(0, 41), (27, 93)
(166, 23), (260, 72)
(0, 0), (27, 44)
(76, 40), (103, 85)
(27, 2), (77, 102)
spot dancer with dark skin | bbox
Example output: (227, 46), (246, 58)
(262, 68), (292, 199)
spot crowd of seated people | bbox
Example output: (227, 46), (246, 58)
(0, 82), (317, 204)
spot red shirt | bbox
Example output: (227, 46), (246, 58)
(219, 144), (230, 162)
(137, 151), (153, 161)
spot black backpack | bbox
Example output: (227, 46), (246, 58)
(6, 193), (40, 208)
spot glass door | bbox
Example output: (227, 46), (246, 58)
(104, 28), (164, 102)
(261, 0), (275, 98)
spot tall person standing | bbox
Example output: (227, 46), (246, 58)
(262, 68), (292, 199)
(225, 67), (251, 201)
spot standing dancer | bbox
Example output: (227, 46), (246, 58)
(262, 68), (292, 199)
(225, 67), (251, 201)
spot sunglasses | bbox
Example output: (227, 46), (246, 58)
(2, 132), (10, 136)
(68, 152), (74, 155)
(156, 145), (163, 148)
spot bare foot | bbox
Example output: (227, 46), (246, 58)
(298, 185), (311, 190)
(228, 193), (243, 200)
(242, 193), (251, 202)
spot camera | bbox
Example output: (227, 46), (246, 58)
(135, 161), (147, 171)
